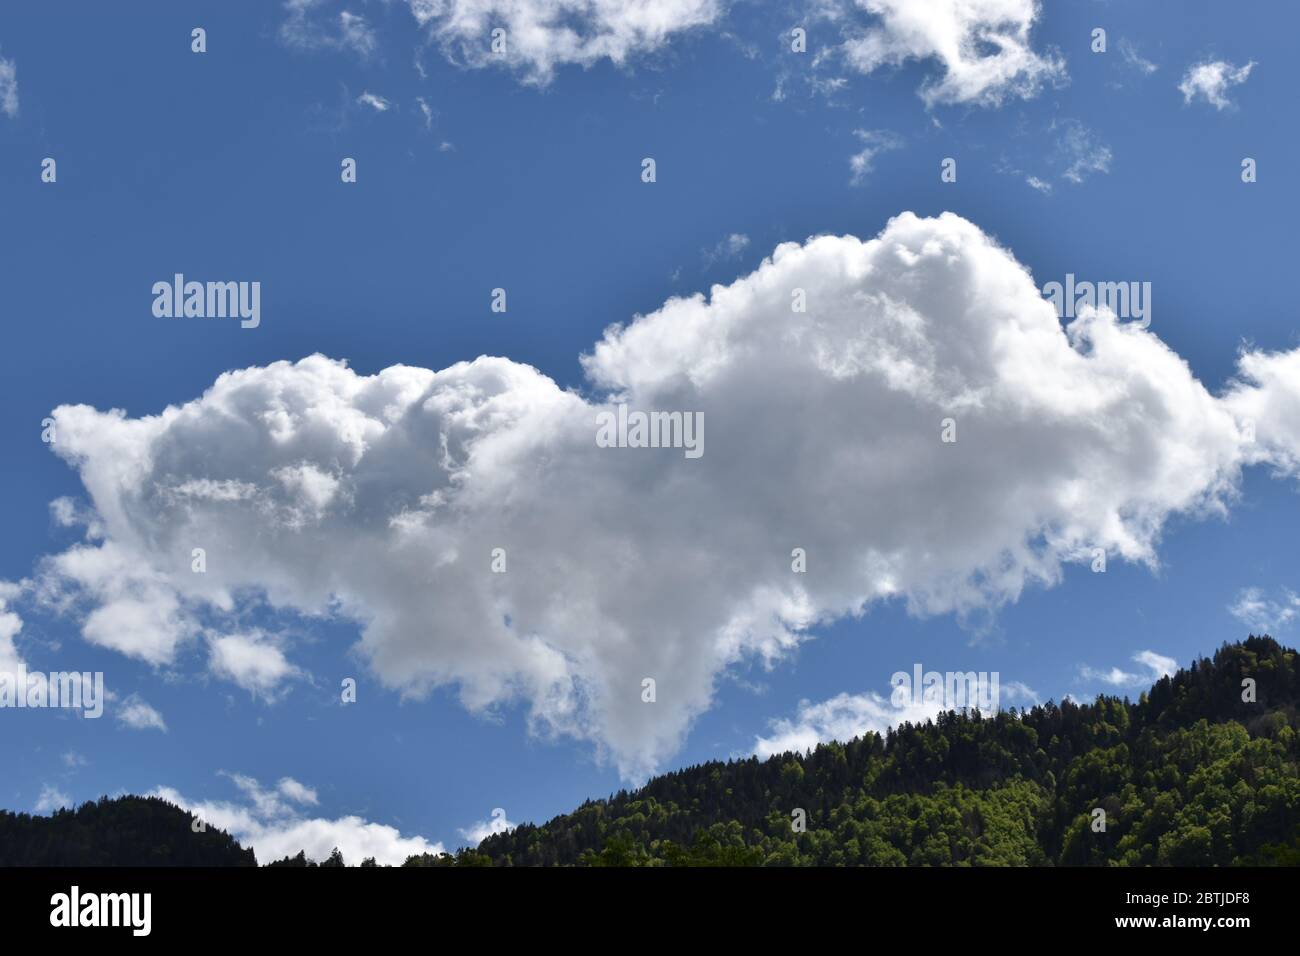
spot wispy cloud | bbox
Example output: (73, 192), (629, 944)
(117, 693), (167, 732)
(416, 96), (434, 130)
(281, 1), (377, 59)
(1078, 651), (1177, 690)
(356, 91), (392, 112)
(0, 55), (16, 118)
(849, 129), (902, 185)
(1229, 586), (1300, 633)
(754, 691), (944, 759)
(702, 233), (750, 266)
(1055, 120), (1112, 184)
(1119, 38), (1157, 75)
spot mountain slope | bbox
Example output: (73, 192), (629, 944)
(0, 795), (256, 866)
(420, 636), (1299, 866)
(4, 638), (1296, 866)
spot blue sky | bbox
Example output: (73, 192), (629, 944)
(1, 0), (1298, 863)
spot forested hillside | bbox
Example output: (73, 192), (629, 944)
(6, 637), (1297, 866)
(411, 636), (1300, 866)
(0, 795), (255, 866)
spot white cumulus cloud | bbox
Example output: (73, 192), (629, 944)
(207, 631), (301, 698)
(26, 211), (1300, 781)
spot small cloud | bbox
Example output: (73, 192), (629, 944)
(1000, 680), (1040, 706)
(458, 808), (515, 845)
(1054, 120), (1112, 184)
(117, 694), (167, 732)
(62, 751), (88, 769)
(1078, 650), (1176, 690)
(208, 631), (299, 698)
(811, 75), (849, 99)
(1179, 59), (1255, 110)
(1025, 175), (1052, 194)
(849, 129), (902, 185)
(438, 141), (455, 153)
(1133, 651), (1177, 679)
(337, 10), (377, 58)
(35, 784), (72, 813)
(416, 96), (434, 130)
(1229, 586), (1300, 633)
(702, 233), (750, 267)
(356, 91), (392, 112)
(754, 690), (944, 759)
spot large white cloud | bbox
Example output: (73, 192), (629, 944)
(839, 0), (1065, 106)
(30, 211), (1300, 780)
(406, 0), (722, 84)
